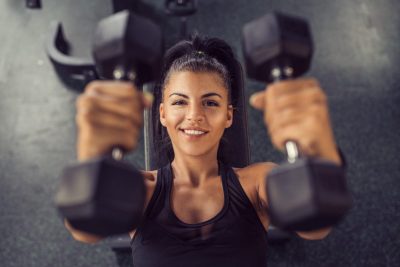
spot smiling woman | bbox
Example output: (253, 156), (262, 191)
(159, 71), (233, 159)
(67, 34), (334, 267)
(126, 36), (275, 267)
(152, 37), (241, 167)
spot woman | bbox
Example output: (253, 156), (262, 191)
(66, 35), (343, 266)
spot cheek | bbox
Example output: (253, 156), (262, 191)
(207, 110), (230, 130)
(164, 109), (185, 128)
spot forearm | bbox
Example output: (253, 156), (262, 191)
(295, 226), (332, 240)
(64, 219), (104, 244)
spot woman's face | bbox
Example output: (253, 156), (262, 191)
(160, 71), (233, 158)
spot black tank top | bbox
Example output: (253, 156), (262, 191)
(130, 161), (268, 267)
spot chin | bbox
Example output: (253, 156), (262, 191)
(178, 145), (214, 158)
(169, 129), (223, 158)
(172, 140), (219, 159)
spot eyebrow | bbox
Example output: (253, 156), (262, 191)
(168, 92), (223, 99)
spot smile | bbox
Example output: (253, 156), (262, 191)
(183, 129), (206, 135)
(179, 129), (208, 139)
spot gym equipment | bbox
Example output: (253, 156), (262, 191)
(55, 11), (163, 236)
(93, 10), (163, 84)
(165, 0), (198, 39)
(242, 11), (352, 231)
(26, 0), (41, 9)
(46, 22), (98, 91)
(45, 0), (197, 91)
(112, 0), (135, 13)
(267, 225), (292, 244)
(165, 0), (197, 16)
(46, 0), (163, 92)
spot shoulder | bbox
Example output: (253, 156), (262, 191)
(140, 169), (158, 185)
(129, 169), (158, 239)
(233, 162), (277, 182)
(139, 169), (160, 213)
(140, 169), (159, 202)
(231, 162), (277, 231)
(231, 162), (277, 206)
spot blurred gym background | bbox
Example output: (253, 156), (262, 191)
(0, 0), (399, 266)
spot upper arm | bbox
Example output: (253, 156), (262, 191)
(249, 163), (332, 240)
(235, 162), (276, 231)
(250, 162), (278, 210)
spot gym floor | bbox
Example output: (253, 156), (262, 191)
(0, 0), (399, 266)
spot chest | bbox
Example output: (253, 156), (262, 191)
(170, 180), (225, 224)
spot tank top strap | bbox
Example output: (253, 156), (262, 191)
(143, 163), (170, 219)
(224, 164), (267, 234)
(218, 160), (229, 201)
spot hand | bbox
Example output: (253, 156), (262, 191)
(75, 81), (153, 161)
(249, 78), (341, 164)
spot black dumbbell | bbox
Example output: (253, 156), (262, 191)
(165, 0), (198, 39)
(55, 11), (163, 236)
(165, 0), (197, 17)
(242, 12), (352, 231)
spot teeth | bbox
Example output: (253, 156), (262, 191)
(183, 129), (205, 135)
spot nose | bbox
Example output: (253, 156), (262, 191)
(187, 102), (205, 123)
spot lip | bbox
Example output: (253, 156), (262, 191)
(180, 127), (209, 132)
(179, 128), (209, 140)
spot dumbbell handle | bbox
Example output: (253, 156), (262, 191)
(111, 67), (138, 161)
(270, 66), (301, 163)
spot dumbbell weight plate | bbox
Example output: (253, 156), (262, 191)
(56, 156), (146, 236)
(242, 11), (313, 83)
(93, 10), (163, 85)
(267, 157), (351, 231)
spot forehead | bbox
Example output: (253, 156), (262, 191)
(164, 71), (227, 97)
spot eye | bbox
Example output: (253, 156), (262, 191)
(204, 100), (219, 107)
(172, 100), (187, 105)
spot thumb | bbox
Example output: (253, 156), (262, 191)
(142, 91), (154, 109)
(249, 91), (266, 110)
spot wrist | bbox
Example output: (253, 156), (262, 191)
(316, 141), (342, 166)
(318, 145), (346, 168)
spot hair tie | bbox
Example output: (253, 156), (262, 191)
(195, 50), (206, 57)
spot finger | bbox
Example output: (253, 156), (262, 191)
(85, 81), (139, 100)
(268, 108), (305, 135)
(273, 87), (326, 112)
(268, 78), (320, 98)
(81, 125), (140, 153)
(142, 91), (154, 109)
(103, 127), (140, 152)
(249, 90), (266, 110)
(268, 104), (323, 137)
(269, 116), (321, 156)
(77, 94), (143, 120)
(265, 87), (326, 126)
(76, 109), (143, 131)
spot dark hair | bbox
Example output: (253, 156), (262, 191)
(152, 34), (244, 167)
(162, 51), (232, 103)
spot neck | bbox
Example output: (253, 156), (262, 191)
(171, 149), (219, 187)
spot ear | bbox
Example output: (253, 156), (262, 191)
(225, 105), (233, 128)
(159, 103), (166, 127)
